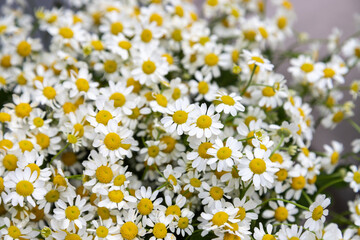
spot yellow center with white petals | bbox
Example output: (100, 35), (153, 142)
(178, 217), (189, 229)
(108, 190), (124, 203)
(198, 142), (213, 159)
(65, 233), (81, 240)
(291, 176), (306, 190)
(110, 92), (126, 107)
(198, 81), (209, 95)
(332, 111), (344, 123)
(270, 153), (283, 163)
(110, 22), (123, 35)
(172, 110), (188, 124)
(190, 178), (201, 187)
(148, 145), (160, 158)
(262, 87), (275, 97)
(353, 172), (360, 183)
(8, 226), (21, 239)
(121, 222), (138, 240)
(276, 169), (288, 181)
(96, 110), (113, 125)
(96, 226), (108, 238)
(330, 151), (339, 165)
(19, 140), (34, 152)
(236, 207), (246, 220)
(45, 189), (60, 202)
(221, 95), (235, 105)
(300, 63), (313, 73)
(217, 147), (232, 160)
(43, 86), (57, 99)
(33, 117), (44, 128)
(104, 133), (121, 150)
(137, 198), (153, 215)
(263, 234), (276, 240)
(141, 29), (152, 43)
(15, 103), (32, 118)
(27, 163), (41, 177)
(165, 205), (181, 217)
(36, 133), (50, 149)
(65, 206), (80, 220)
(118, 40), (132, 50)
(196, 115), (212, 129)
(212, 211), (229, 226)
(76, 78), (89, 92)
(17, 41), (32, 57)
(91, 40), (104, 51)
(16, 180), (34, 196)
(3, 154), (18, 171)
(323, 68), (335, 78)
(249, 158), (266, 174)
(142, 60), (156, 74)
(114, 174), (126, 186)
(104, 60), (117, 73)
(274, 206), (288, 222)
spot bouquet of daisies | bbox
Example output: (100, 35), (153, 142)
(0, 0), (359, 239)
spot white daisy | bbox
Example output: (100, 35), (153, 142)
(304, 194), (330, 232)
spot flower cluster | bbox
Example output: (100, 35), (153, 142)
(0, 0), (359, 239)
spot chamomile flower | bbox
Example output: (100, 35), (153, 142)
(188, 103), (223, 138)
(215, 91), (245, 116)
(345, 165), (360, 192)
(304, 194), (330, 232)
(262, 199), (298, 223)
(207, 137), (243, 172)
(64, 68), (99, 100)
(0, 217), (38, 240)
(278, 224), (314, 240)
(288, 55), (321, 83)
(242, 49), (274, 72)
(98, 186), (137, 210)
(161, 98), (194, 135)
(135, 186), (164, 227)
(238, 148), (278, 191)
(189, 71), (218, 102)
(322, 141), (343, 174)
(3, 167), (46, 207)
(88, 219), (119, 240)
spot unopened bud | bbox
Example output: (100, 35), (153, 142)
(233, 65), (242, 74)
(288, 145), (298, 156)
(41, 227), (52, 238)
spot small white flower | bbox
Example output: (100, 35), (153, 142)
(304, 194), (330, 232)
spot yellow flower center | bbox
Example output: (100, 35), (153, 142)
(165, 205), (181, 217)
(275, 169), (288, 181)
(76, 78), (89, 92)
(0, 177), (4, 193)
(8, 226), (21, 239)
(96, 110), (113, 125)
(190, 178), (201, 187)
(19, 140), (34, 152)
(109, 190), (124, 203)
(332, 111), (344, 123)
(110, 22), (123, 35)
(118, 40), (132, 50)
(171, 29), (182, 41)
(155, 94), (167, 107)
(96, 226), (108, 238)
(178, 217), (189, 229)
(221, 95), (235, 105)
(153, 223), (167, 239)
(262, 87), (276, 97)
(3, 154), (18, 171)
(121, 222), (138, 240)
(249, 158), (266, 174)
(174, 5), (184, 17)
(17, 74), (27, 85)
(209, 186), (224, 200)
(172, 110), (188, 124)
(274, 206), (288, 222)
(63, 102), (76, 114)
(97, 207), (110, 220)
(251, 56), (264, 64)
(236, 207), (246, 220)
(103, 60), (117, 73)
(109, 92), (126, 107)
(162, 53), (174, 65)
(312, 206), (323, 221)
(142, 60), (156, 74)
(262, 234), (276, 240)
(149, 13), (163, 26)
(65, 233), (81, 240)
(270, 153), (283, 163)
(33, 117), (44, 128)
(138, 198), (153, 215)
(330, 151), (339, 165)
(204, 53), (219, 66)
(91, 40), (104, 51)
(65, 206), (80, 220)
(16, 180), (34, 196)
(353, 172), (360, 183)
(167, 174), (177, 186)
(43, 86), (57, 99)
(354, 48), (360, 58)
(212, 211), (229, 226)
(198, 142), (213, 159)
(104, 133), (121, 150)
(96, 165), (113, 183)
(59, 27), (74, 39)
(148, 145), (160, 158)
(45, 189), (60, 202)
(288, 237), (300, 240)
(207, 0), (218, 6)
(15, 103), (32, 118)
(67, 134), (78, 144)
(129, 107), (141, 119)
(36, 133), (50, 149)
(74, 123), (84, 138)
(196, 115), (212, 129)
(291, 176), (306, 190)
(323, 68), (335, 78)
(141, 29), (153, 43)
(53, 174), (67, 187)
(0, 112), (11, 122)
(259, 27), (268, 39)
(198, 81), (209, 95)
(27, 163), (40, 178)
(300, 63), (314, 73)
(277, 16), (287, 29)
(1, 55), (11, 68)
(217, 147), (232, 160)
(114, 174), (126, 186)
(17, 41), (32, 57)
(160, 136), (176, 153)
(224, 233), (241, 240)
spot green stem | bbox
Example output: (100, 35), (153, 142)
(316, 178), (343, 195)
(302, 191), (313, 204)
(348, 119), (360, 134)
(50, 143), (70, 165)
(241, 65), (257, 96)
(156, 182), (169, 191)
(238, 136), (255, 142)
(0, 225), (5, 230)
(270, 136), (284, 157)
(257, 198), (309, 211)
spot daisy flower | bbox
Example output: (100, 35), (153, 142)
(161, 98), (195, 135)
(63, 67), (99, 100)
(345, 165), (360, 192)
(262, 199), (298, 223)
(182, 170), (204, 193)
(201, 42), (231, 78)
(188, 103), (223, 138)
(3, 167), (46, 207)
(198, 175), (231, 208)
(148, 212), (175, 240)
(288, 55), (322, 83)
(253, 223), (277, 240)
(97, 186), (137, 210)
(16, 149), (52, 181)
(88, 219), (120, 240)
(304, 194), (330, 232)
(117, 208), (146, 240)
(52, 195), (94, 231)
(93, 119), (138, 161)
(215, 91), (245, 116)
(322, 140), (343, 174)
(189, 70), (218, 102)
(173, 208), (195, 237)
(242, 49), (274, 72)
(238, 148), (278, 191)
(86, 102), (122, 131)
(207, 137), (243, 172)
(139, 140), (167, 166)
(135, 186), (164, 227)
(232, 197), (259, 223)
(0, 217), (38, 240)
(278, 224), (314, 240)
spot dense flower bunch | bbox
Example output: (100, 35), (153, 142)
(0, 0), (360, 239)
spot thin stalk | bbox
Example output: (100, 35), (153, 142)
(257, 198), (309, 211)
(241, 65), (257, 96)
(50, 143), (70, 165)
